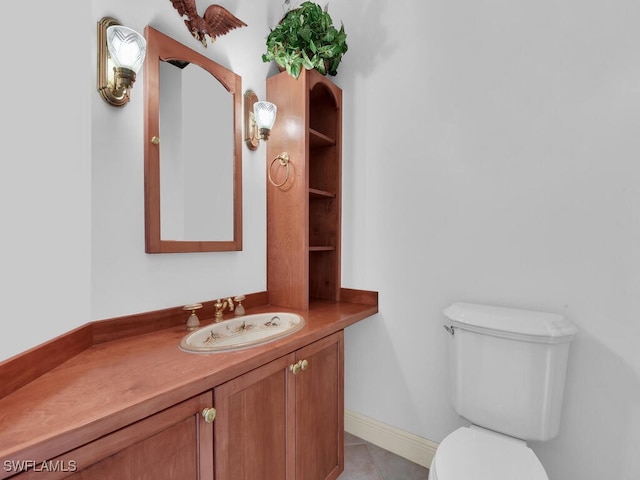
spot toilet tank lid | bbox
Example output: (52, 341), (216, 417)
(444, 302), (577, 342)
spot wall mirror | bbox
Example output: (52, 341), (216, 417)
(144, 26), (242, 253)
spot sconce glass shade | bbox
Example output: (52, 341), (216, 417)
(253, 101), (277, 131)
(106, 25), (147, 74)
(243, 91), (277, 150)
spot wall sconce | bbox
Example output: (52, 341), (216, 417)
(244, 89), (277, 150)
(97, 17), (147, 107)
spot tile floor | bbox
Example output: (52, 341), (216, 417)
(338, 432), (430, 480)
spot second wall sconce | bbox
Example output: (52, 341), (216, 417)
(244, 90), (277, 150)
(97, 17), (147, 107)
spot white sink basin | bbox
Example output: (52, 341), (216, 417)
(179, 312), (306, 353)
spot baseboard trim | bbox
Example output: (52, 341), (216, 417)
(344, 410), (438, 469)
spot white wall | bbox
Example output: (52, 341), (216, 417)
(332, 1), (640, 479)
(0, 1), (91, 360)
(2, 1), (639, 479)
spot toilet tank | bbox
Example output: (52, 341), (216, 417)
(443, 302), (577, 442)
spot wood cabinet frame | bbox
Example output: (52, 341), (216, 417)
(266, 69), (343, 310)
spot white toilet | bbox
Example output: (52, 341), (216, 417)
(429, 302), (577, 480)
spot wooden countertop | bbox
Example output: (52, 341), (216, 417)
(0, 297), (377, 474)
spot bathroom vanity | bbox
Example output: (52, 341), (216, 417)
(0, 20), (377, 480)
(0, 291), (377, 480)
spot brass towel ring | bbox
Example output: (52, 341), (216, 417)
(268, 152), (290, 187)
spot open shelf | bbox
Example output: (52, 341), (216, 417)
(310, 128), (336, 148)
(309, 188), (336, 198)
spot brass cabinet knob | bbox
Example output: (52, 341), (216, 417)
(289, 359), (309, 375)
(202, 407), (216, 423)
(151, 136), (160, 145)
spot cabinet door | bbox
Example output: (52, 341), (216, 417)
(294, 331), (344, 480)
(214, 353), (294, 480)
(20, 392), (214, 480)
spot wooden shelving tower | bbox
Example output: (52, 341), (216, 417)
(266, 69), (342, 310)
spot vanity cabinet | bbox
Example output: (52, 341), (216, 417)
(13, 392), (214, 480)
(7, 332), (344, 480)
(213, 331), (344, 480)
(266, 69), (343, 310)
(0, 301), (377, 480)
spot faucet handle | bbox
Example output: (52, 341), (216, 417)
(234, 295), (246, 316)
(183, 303), (203, 330)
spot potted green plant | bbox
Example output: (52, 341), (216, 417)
(262, 1), (348, 79)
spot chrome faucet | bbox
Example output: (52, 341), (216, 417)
(214, 298), (234, 322)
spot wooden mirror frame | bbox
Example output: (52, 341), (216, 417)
(143, 26), (242, 253)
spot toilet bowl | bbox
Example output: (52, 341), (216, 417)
(428, 426), (547, 480)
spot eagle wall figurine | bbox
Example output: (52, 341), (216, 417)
(170, 0), (247, 47)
